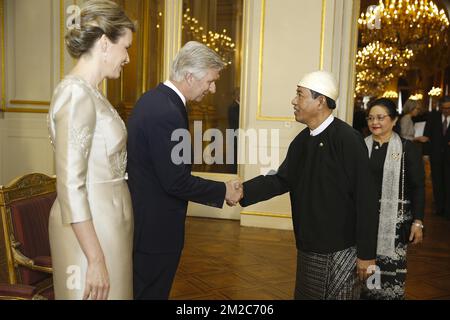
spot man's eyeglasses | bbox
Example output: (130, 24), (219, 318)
(366, 115), (390, 122)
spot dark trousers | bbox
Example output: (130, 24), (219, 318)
(133, 251), (182, 300)
(430, 158), (450, 217)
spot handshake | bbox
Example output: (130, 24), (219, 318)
(225, 179), (244, 207)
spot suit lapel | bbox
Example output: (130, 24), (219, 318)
(441, 120), (450, 140)
(157, 83), (189, 128)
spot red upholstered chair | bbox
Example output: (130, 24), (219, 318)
(0, 283), (46, 300)
(0, 173), (56, 300)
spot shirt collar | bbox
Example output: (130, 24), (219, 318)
(310, 114), (334, 136)
(164, 80), (186, 106)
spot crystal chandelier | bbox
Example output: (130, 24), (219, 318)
(355, 0), (450, 98)
(383, 90), (399, 98)
(355, 41), (414, 96)
(356, 41), (414, 70)
(358, 0), (450, 51)
(182, 8), (236, 65)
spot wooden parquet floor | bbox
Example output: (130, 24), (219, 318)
(171, 161), (450, 300)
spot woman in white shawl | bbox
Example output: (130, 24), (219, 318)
(361, 98), (425, 300)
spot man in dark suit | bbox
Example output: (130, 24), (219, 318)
(424, 96), (450, 219)
(127, 41), (243, 300)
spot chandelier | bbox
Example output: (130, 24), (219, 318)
(409, 93), (424, 100)
(358, 0), (450, 51)
(428, 86), (442, 96)
(182, 8), (236, 65)
(383, 90), (399, 98)
(356, 69), (396, 96)
(356, 41), (414, 70)
(355, 41), (414, 96)
(355, 0), (450, 98)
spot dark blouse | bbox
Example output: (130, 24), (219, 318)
(369, 139), (425, 220)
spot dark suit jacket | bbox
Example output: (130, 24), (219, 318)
(127, 83), (226, 254)
(227, 100), (240, 130)
(424, 111), (450, 163)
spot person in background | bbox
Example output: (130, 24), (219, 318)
(228, 87), (240, 173)
(353, 105), (370, 137)
(424, 96), (450, 219)
(400, 99), (429, 144)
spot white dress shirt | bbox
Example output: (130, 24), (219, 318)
(164, 80), (186, 107)
(310, 114), (335, 136)
(442, 114), (450, 131)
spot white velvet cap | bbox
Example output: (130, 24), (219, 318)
(297, 71), (339, 101)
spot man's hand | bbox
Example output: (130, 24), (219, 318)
(225, 180), (243, 206)
(356, 258), (376, 282)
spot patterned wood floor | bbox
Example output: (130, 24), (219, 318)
(171, 162), (450, 300)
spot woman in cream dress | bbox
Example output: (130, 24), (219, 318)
(48, 1), (135, 300)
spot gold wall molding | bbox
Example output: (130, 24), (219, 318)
(7, 99), (51, 114)
(320, 0), (326, 70)
(10, 100), (50, 106)
(344, 0), (360, 125)
(256, 0), (326, 122)
(0, 0), (53, 114)
(238, 0), (250, 179)
(240, 210), (291, 219)
(60, 0), (65, 80)
(2, 108), (49, 114)
(1, 0), (5, 112)
(192, 171), (237, 179)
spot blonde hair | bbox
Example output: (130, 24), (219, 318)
(403, 99), (421, 114)
(65, 0), (135, 59)
(170, 41), (226, 82)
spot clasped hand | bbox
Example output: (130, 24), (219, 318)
(225, 180), (243, 207)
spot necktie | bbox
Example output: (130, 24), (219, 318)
(444, 116), (448, 136)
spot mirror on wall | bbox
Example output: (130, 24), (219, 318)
(106, 0), (165, 121)
(181, 0), (243, 174)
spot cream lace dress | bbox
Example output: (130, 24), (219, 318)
(48, 75), (133, 300)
